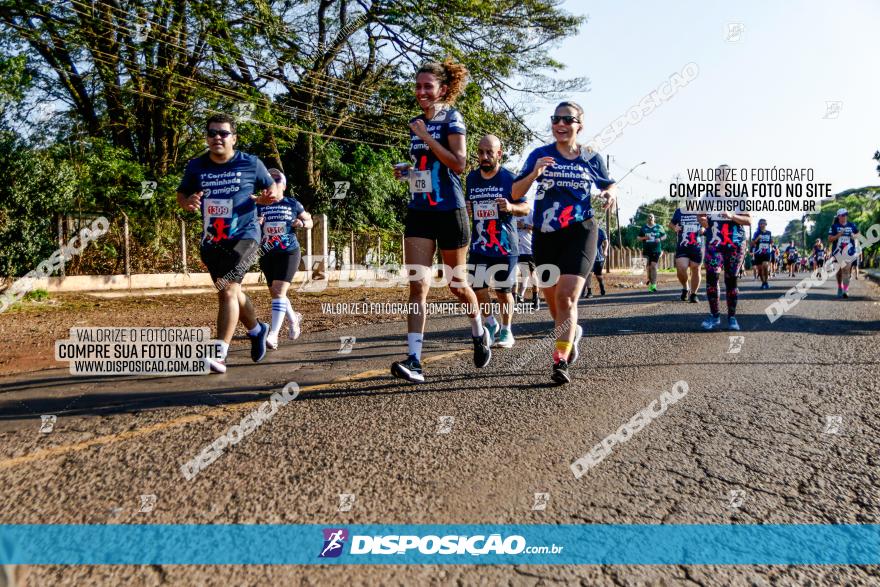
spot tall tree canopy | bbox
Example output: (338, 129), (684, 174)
(1, 0), (585, 203)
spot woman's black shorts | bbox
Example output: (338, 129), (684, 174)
(404, 207), (469, 250)
(259, 249), (302, 284)
(533, 217), (598, 278)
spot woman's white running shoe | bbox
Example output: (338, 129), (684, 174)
(288, 312), (302, 340)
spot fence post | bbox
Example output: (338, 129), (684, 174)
(179, 217), (187, 274)
(122, 213), (131, 277)
(377, 235), (382, 266)
(305, 224), (313, 275)
(57, 215), (65, 277)
(350, 231), (355, 267)
(313, 214), (328, 278)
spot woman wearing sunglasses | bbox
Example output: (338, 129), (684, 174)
(512, 102), (617, 384)
(256, 169), (313, 349)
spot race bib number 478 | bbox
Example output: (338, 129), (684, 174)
(409, 170), (433, 195)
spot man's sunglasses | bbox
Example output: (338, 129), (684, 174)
(206, 129), (234, 138)
(551, 115), (580, 125)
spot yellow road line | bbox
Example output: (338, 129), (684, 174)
(0, 349), (470, 471)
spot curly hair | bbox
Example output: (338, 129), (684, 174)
(417, 59), (469, 105)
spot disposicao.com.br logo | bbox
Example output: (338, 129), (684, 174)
(319, 528), (563, 558)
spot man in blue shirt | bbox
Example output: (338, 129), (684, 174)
(177, 113), (281, 372)
(466, 135), (529, 348)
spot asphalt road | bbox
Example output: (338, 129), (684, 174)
(1, 272), (879, 585)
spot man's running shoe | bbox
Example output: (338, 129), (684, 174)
(585, 288), (593, 299)
(495, 328), (515, 348)
(600, 285), (606, 295)
(728, 316), (741, 331)
(266, 333), (279, 350)
(648, 283), (656, 292)
(532, 295), (540, 310)
(205, 358), (226, 374)
(249, 322), (269, 363)
(485, 321), (500, 346)
(569, 324), (584, 365)
(689, 293), (699, 303)
(680, 288), (688, 301)
(288, 311), (302, 340)
(473, 330), (492, 368)
(701, 315), (722, 331)
(391, 354), (425, 383)
(551, 359), (571, 385)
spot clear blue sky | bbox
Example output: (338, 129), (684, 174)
(513, 0), (880, 234)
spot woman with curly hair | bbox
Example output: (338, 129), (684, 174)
(390, 60), (493, 383)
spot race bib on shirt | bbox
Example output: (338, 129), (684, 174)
(409, 170), (433, 195)
(473, 200), (499, 220)
(205, 198), (233, 219)
(263, 221), (287, 238)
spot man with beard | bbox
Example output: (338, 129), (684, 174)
(465, 135), (529, 348)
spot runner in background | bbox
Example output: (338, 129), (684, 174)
(810, 239), (826, 276)
(751, 219), (773, 289)
(515, 201), (540, 310)
(584, 226), (608, 298)
(465, 135), (528, 349)
(784, 241), (799, 277)
(698, 165), (751, 331)
(390, 60), (491, 384)
(176, 113), (280, 373)
(770, 244), (780, 278)
(670, 207), (704, 302)
(638, 214), (666, 293)
(852, 237), (862, 280)
(257, 169), (312, 350)
(828, 208), (860, 298)
(513, 101), (617, 384)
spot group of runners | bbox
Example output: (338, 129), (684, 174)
(745, 214), (861, 295)
(175, 60), (864, 384)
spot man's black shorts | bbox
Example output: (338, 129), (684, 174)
(200, 239), (259, 284)
(404, 207), (469, 250)
(259, 248), (302, 284)
(468, 251), (518, 293)
(644, 250), (661, 264)
(518, 254), (536, 273)
(592, 259), (604, 276)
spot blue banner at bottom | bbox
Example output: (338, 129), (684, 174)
(0, 524), (878, 565)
